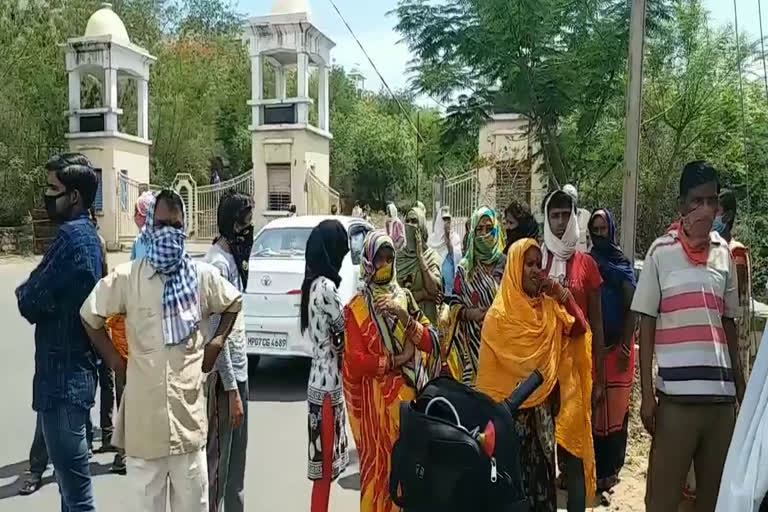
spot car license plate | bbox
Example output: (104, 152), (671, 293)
(248, 331), (288, 350)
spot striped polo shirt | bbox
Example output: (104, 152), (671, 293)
(631, 230), (739, 402)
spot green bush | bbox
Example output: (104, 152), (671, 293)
(0, 143), (43, 226)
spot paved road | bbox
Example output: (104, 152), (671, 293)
(0, 254), (361, 512)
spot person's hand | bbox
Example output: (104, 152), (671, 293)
(736, 374), (746, 404)
(393, 341), (415, 368)
(374, 296), (409, 324)
(592, 382), (605, 410)
(465, 308), (486, 323)
(539, 275), (557, 297)
(114, 357), (127, 386)
(229, 390), (244, 429)
(640, 394), (657, 436)
(618, 344), (632, 373)
(415, 228), (423, 254)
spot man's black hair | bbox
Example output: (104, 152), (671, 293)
(289, 204), (297, 213)
(719, 188), (737, 214)
(156, 189), (185, 214)
(543, 190), (573, 215)
(45, 152), (98, 209)
(217, 191), (253, 237)
(679, 160), (720, 199)
(505, 198), (535, 223)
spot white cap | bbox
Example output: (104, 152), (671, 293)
(562, 184), (578, 201)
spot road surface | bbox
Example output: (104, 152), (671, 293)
(0, 253), (361, 511)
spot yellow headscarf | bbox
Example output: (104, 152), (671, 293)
(475, 238), (595, 501)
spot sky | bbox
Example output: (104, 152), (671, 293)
(236, 0), (768, 103)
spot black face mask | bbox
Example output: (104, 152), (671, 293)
(228, 225), (255, 290)
(44, 191), (69, 222)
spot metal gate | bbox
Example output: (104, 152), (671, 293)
(194, 172), (254, 240)
(118, 171), (254, 243)
(442, 169), (479, 240)
(306, 170), (340, 215)
(116, 173), (153, 243)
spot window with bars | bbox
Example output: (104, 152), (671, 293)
(93, 168), (103, 212)
(267, 164), (292, 211)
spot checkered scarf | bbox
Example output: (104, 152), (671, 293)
(141, 193), (200, 346)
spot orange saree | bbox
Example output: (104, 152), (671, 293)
(343, 293), (438, 512)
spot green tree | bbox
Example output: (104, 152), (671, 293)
(393, 0), (673, 184)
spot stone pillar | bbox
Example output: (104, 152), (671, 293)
(296, 52), (309, 124)
(318, 64), (329, 132)
(276, 65), (286, 100)
(104, 67), (119, 131)
(137, 78), (149, 139)
(68, 70), (81, 133)
(250, 51), (263, 127)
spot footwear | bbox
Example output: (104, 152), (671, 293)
(95, 443), (118, 454)
(18, 476), (42, 496)
(110, 454), (126, 475)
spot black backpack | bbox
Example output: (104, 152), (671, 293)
(390, 372), (543, 512)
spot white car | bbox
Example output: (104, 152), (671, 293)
(243, 215), (373, 363)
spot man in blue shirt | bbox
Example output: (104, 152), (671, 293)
(16, 153), (102, 512)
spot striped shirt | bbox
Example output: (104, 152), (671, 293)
(631, 230), (739, 402)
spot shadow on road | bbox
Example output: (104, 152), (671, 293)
(248, 356), (310, 403)
(338, 472), (361, 491)
(336, 449), (361, 491)
(0, 461), (112, 501)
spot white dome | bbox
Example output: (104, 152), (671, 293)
(85, 3), (130, 43)
(271, 0), (311, 16)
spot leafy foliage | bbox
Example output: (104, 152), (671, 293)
(0, 0), (474, 223)
(394, 0), (673, 185)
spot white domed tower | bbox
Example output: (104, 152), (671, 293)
(62, 3), (156, 249)
(243, 0), (335, 223)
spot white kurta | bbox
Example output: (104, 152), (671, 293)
(715, 325), (768, 511)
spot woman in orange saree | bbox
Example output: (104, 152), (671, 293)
(343, 231), (441, 512)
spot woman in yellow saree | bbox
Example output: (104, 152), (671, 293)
(343, 231), (441, 512)
(476, 238), (595, 511)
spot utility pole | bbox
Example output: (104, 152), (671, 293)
(620, 0), (647, 262)
(416, 111), (421, 203)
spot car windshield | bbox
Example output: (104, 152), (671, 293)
(251, 227), (312, 258)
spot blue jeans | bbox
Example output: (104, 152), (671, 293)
(41, 404), (95, 512)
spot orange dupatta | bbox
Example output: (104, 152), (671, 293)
(475, 238), (596, 501)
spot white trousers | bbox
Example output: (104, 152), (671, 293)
(129, 448), (209, 512)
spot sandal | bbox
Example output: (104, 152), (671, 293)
(18, 476), (42, 496)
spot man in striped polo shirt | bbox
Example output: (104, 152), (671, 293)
(632, 161), (745, 512)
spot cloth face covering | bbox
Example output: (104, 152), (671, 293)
(542, 194), (580, 281)
(462, 206), (504, 276)
(142, 193), (200, 346)
(226, 225), (254, 290)
(428, 213), (462, 272)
